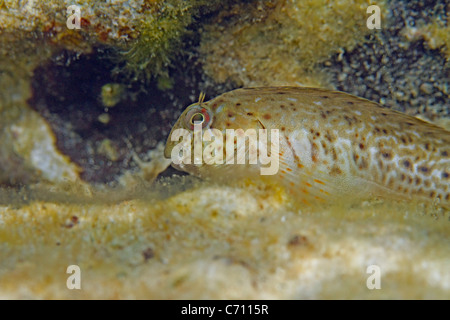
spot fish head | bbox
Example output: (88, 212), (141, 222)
(164, 96), (265, 179)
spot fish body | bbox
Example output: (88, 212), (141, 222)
(165, 87), (449, 207)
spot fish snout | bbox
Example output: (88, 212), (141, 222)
(164, 141), (173, 159)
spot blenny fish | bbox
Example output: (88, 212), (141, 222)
(164, 87), (449, 207)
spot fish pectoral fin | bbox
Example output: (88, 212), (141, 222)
(276, 159), (338, 205)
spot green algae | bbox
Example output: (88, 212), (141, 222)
(119, 0), (239, 81)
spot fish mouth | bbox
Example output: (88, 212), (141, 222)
(169, 161), (200, 177)
(170, 161), (183, 171)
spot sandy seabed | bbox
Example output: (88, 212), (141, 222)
(0, 178), (448, 299)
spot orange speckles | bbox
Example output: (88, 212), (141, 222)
(305, 182), (312, 187)
(330, 166), (343, 175)
(263, 114), (272, 120)
(319, 189), (330, 195)
(301, 199), (310, 205)
(297, 163), (304, 168)
(286, 168), (292, 172)
(80, 18), (91, 27)
(289, 182), (295, 187)
(301, 189), (308, 194)
(314, 179), (325, 185)
(311, 142), (318, 163)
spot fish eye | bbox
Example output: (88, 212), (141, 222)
(190, 113), (205, 125)
(185, 106), (212, 130)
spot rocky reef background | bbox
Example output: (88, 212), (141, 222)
(0, 0), (449, 299)
(0, 0), (448, 186)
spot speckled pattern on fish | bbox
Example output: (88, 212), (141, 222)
(165, 87), (450, 207)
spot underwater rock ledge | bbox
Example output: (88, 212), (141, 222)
(0, 0), (448, 300)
